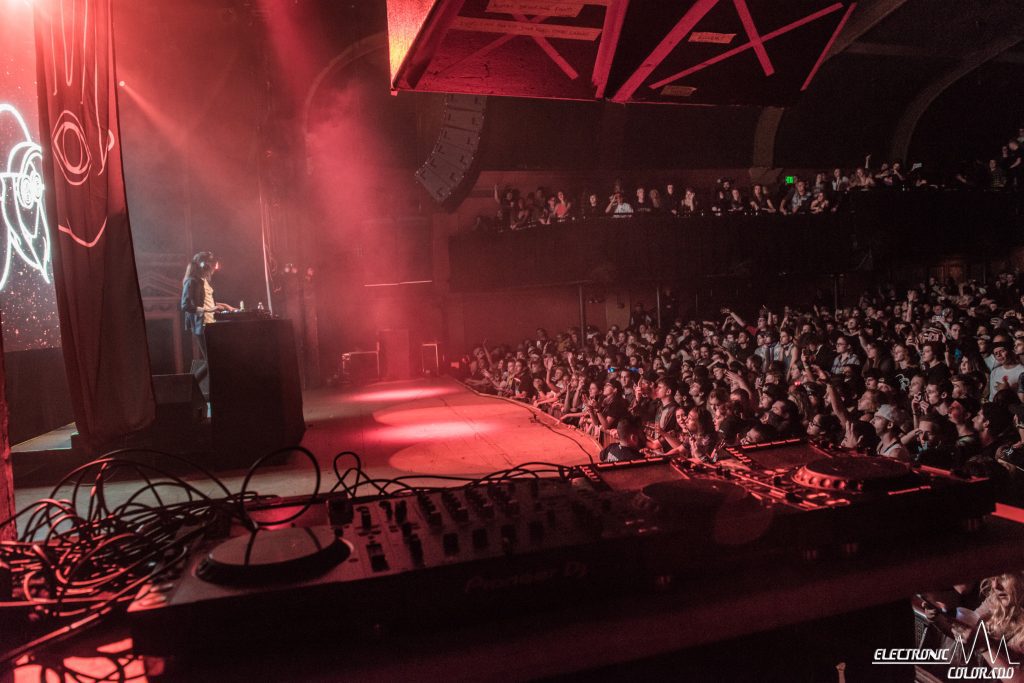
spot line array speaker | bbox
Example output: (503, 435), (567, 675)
(416, 94), (486, 206)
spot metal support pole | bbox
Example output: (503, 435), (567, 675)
(655, 285), (662, 329)
(578, 283), (587, 334)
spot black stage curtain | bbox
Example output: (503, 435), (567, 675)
(0, 325), (12, 542)
(33, 0), (154, 448)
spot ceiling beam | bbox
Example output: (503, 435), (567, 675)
(845, 41), (1024, 64)
(889, 32), (1024, 162)
(751, 0), (909, 169)
(592, 0), (631, 99)
(823, 0), (909, 59)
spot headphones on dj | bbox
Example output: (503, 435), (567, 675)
(192, 251), (217, 276)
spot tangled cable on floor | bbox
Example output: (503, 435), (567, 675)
(0, 446), (574, 669)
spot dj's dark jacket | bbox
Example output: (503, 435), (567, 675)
(181, 275), (206, 336)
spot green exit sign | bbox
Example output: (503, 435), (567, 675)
(785, 175), (796, 184)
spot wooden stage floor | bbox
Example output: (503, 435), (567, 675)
(13, 377), (600, 512)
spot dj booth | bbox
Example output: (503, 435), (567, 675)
(205, 317), (305, 460)
(122, 441), (1020, 681)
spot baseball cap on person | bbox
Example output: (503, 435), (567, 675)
(875, 404), (898, 423)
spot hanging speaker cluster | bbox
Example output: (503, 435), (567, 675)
(415, 94), (486, 207)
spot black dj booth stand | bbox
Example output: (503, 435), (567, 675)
(135, 508), (1024, 683)
(204, 318), (305, 460)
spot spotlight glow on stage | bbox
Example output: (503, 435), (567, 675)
(350, 386), (460, 403)
(372, 420), (495, 442)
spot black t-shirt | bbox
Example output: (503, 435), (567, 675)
(600, 443), (645, 463)
(652, 400), (679, 432)
(1007, 149), (1022, 180)
(894, 368), (916, 393)
(602, 397), (630, 425)
(636, 398), (659, 424)
(718, 415), (743, 444)
(924, 362), (951, 385)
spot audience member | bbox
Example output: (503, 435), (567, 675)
(460, 271), (1024, 503)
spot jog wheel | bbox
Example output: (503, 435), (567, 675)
(197, 526), (350, 585)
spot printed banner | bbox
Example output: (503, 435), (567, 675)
(34, 0), (154, 446)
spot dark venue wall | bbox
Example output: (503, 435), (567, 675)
(113, 0), (450, 381)
(911, 61), (1024, 173)
(115, 0), (272, 376)
(774, 54), (934, 169)
(93, 0), (1024, 387)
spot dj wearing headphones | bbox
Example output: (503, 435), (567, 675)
(180, 251), (236, 358)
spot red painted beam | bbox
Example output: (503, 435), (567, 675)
(434, 14), (550, 79)
(611, 0), (721, 103)
(801, 2), (856, 91)
(592, 0), (630, 99)
(396, 0), (467, 90)
(732, 0), (774, 77)
(513, 13), (579, 80)
(649, 2), (844, 91)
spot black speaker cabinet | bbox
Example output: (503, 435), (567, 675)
(342, 351), (379, 384)
(206, 319), (305, 462)
(149, 374), (206, 442)
(378, 328), (412, 381)
(190, 360), (210, 398)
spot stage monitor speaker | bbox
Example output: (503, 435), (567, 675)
(150, 374), (206, 438)
(421, 343), (440, 377)
(342, 351), (379, 384)
(190, 360), (210, 398)
(378, 329), (412, 381)
(207, 319), (305, 462)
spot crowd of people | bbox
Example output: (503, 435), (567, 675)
(459, 130), (1024, 678)
(980, 125), (1024, 191)
(480, 124), (1024, 232)
(487, 172), (859, 231)
(460, 273), (1024, 505)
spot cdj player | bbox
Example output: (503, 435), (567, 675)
(212, 308), (274, 323)
(127, 441), (993, 656)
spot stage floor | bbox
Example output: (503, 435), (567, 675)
(13, 377), (599, 512)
